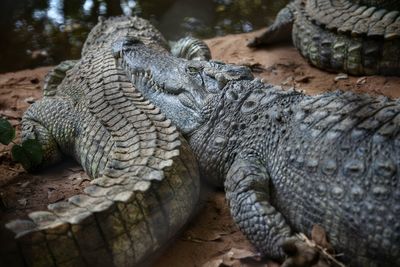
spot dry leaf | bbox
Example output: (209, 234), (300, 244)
(227, 248), (257, 260)
(356, 77), (367, 85)
(311, 225), (334, 254)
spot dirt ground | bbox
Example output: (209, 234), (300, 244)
(0, 30), (399, 267)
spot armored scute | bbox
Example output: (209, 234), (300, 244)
(114, 37), (400, 266)
(249, 0), (400, 76)
(0, 17), (201, 267)
(2, 14), (400, 267)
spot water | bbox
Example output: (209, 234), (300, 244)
(0, 0), (288, 73)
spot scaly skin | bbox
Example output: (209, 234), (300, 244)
(0, 17), (201, 267)
(249, 0), (400, 76)
(115, 40), (400, 266)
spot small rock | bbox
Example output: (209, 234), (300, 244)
(334, 73), (348, 81)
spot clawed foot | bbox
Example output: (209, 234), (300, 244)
(281, 239), (331, 267)
(280, 229), (345, 267)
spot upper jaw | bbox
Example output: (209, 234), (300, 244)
(112, 36), (253, 94)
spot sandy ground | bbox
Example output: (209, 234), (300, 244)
(206, 29), (400, 98)
(0, 30), (399, 267)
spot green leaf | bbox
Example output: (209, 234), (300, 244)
(11, 139), (43, 171)
(0, 118), (15, 145)
(22, 139), (43, 166)
(11, 145), (32, 171)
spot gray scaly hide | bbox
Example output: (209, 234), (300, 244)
(114, 39), (400, 267)
(1, 17), (200, 267)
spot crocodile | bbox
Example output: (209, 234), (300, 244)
(112, 37), (400, 266)
(248, 0), (400, 76)
(0, 16), (208, 267)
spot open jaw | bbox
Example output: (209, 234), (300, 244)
(112, 37), (254, 134)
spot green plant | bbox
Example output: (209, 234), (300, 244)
(0, 117), (43, 171)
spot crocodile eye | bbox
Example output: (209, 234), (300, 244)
(187, 66), (203, 75)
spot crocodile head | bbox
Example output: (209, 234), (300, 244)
(113, 37), (253, 134)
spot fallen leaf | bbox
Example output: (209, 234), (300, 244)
(228, 248), (257, 260)
(204, 248), (268, 267)
(311, 225), (334, 254)
(183, 232), (222, 242)
(356, 77), (367, 85)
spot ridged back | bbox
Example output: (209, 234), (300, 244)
(353, 0), (400, 10)
(3, 17), (200, 267)
(305, 0), (400, 39)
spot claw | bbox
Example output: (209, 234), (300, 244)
(281, 239), (332, 267)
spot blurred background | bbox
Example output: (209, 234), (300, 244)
(0, 0), (288, 73)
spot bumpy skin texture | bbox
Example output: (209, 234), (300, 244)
(0, 17), (201, 267)
(249, 0), (400, 76)
(115, 41), (400, 266)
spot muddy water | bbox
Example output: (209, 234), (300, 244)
(0, 0), (288, 73)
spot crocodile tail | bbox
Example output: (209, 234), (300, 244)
(293, 0), (400, 75)
(247, 2), (296, 47)
(305, 0), (400, 40)
(1, 17), (201, 267)
(170, 36), (212, 61)
(3, 72), (200, 267)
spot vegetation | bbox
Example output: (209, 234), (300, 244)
(0, 117), (42, 171)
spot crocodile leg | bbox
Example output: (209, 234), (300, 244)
(224, 156), (330, 265)
(224, 156), (293, 259)
(43, 60), (78, 97)
(21, 98), (76, 168)
(247, 4), (294, 47)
